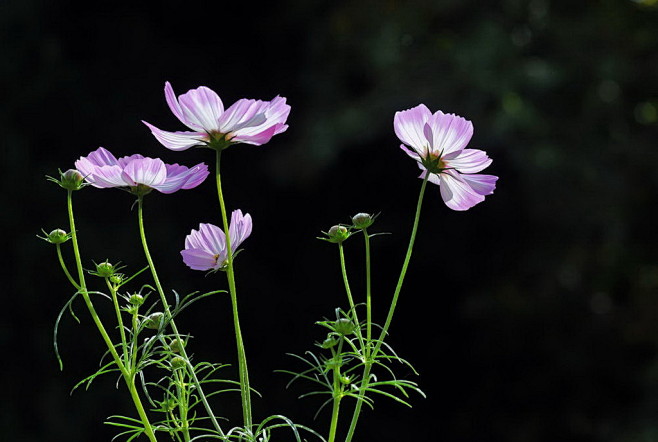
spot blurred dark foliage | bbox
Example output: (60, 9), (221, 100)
(2, 0), (658, 441)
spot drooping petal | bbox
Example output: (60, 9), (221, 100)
(142, 121), (206, 151)
(445, 148), (492, 174)
(400, 144), (421, 161)
(181, 248), (218, 271)
(460, 173), (498, 196)
(424, 111), (473, 156)
(121, 158), (167, 187)
(439, 171), (486, 211)
(394, 104), (432, 155)
(154, 163), (209, 193)
(231, 125), (279, 145)
(177, 86), (225, 132)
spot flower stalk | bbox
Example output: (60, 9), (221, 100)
(215, 148), (253, 430)
(344, 174), (429, 442)
(66, 190), (158, 442)
(136, 195), (225, 437)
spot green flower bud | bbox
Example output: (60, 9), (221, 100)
(41, 228), (70, 245)
(325, 225), (351, 243)
(159, 398), (177, 412)
(94, 261), (116, 278)
(58, 169), (85, 191)
(170, 356), (187, 370)
(351, 213), (375, 230)
(144, 312), (164, 329)
(169, 338), (185, 353)
(321, 335), (339, 349)
(334, 318), (356, 336)
(129, 294), (144, 307)
(109, 273), (124, 285)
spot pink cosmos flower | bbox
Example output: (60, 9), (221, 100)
(181, 210), (253, 271)
(394, 104), (498, 211)
(75, 147), (209, 194)
(142, 82), (291, 151)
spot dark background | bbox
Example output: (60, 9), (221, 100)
(3, 0), (658, 441)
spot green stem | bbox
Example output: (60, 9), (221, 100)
(362, 229), (372, 350)
(55, 244), (81, 290)
(343, 175), (429, 442)
(337, 244), (365, 350)
(106, 278), (129, 365)
(66, 191), (157, 442)
(215, 148), (253, 429)
(327, 341), (344, 442)
(136, 196), (225, 437)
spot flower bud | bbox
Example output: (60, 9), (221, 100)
(351, 213), (374, 230)
(144, 312), (164, 329)
(321, 335), (339, 349)
(325, 225), (350, 243)
(94, 261), (116, 278)
(170, 356), (187, 370)
(109, 273), (124, 285)
(334, 318), (356, 336)
(169, 338), (185, 353)
(42, 228), (70, 245)
(129, 294), (144, 307)
(59, 169), (85, 191)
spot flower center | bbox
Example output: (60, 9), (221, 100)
(422, 152), (449, 174)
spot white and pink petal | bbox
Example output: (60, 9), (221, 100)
(142, 121), (206, 151)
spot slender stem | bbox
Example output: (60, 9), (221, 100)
(55, 244), (81, 290)
(136, 196), (225, 437)
(66, 191), (157, 442)
(362, 229), (372, 350)
(337, 244), (365, 350)
(106, 278), (129, 364)
(215, 148), (253, 429)
(343, 175), (429, 442)
(327, 341), (344, 442)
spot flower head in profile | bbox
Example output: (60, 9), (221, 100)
(394, 104), (498, 211)
(142, 82), (291, 151)
(181, 210), (253, 272)
(75, 147), (209, 196)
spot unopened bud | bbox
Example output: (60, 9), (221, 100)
(94, 261), (116, 278)
(351, 213), (374, 230)
(321, 335), (339, 349)
(144, 312), (164, 329)
(325, 225), (350, 243)
(334, 318), (356, 336)
(42, 228), (70, 245)
(169, 338), (185, 353)
(170, 356), (187, 370)
(59, 169), (85, 191)
(129, 294), (144, 307)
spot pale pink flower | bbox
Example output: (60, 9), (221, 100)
(75, 147), (209, 194)
(143, 82), (290, 151)
(181, 210), (253, 271)
(394, 104), (498, 210)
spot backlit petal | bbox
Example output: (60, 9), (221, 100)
(142, 121), (206, 151)
(121, 158), (167, 187)
(439, 171), (485, 211)
(394, 104), (432, 153)
(178, 86), (225, 132)
(425, 111), (473, 156)
(445, 148), (492, 174)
